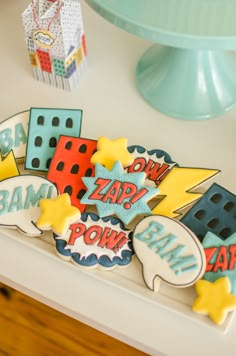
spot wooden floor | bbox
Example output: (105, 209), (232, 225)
(0, 283), (147, 356)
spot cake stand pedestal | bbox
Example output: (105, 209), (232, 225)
(84, 0), (236, 120)
(136, 46), (236, 120)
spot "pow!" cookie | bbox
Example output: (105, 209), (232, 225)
(127, 145), (177, 187)
(53, 212), (133, 269)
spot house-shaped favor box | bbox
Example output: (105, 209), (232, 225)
(22, 0), (87, 91)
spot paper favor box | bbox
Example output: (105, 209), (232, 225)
(22, 0), (87, 91)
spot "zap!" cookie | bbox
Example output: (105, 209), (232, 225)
(81, 161), (159, 225)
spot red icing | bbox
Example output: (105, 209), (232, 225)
(204, 245), (236, 272)
(82, 34), (87, 56)
(204, 247), (217, 272)
(68, 222), (128, 251)
(212, 246), (228, 272)
(127, 157), (171, 185)
(36, 49), (52, 73)
(229, 245), (236, 270)
(88, 178), (111, 201)
(47, 136), (97, 212)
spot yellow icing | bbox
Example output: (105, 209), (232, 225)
(91, 137), (134, 170)
(192, 277), (236, 325)
(36, 193), (81, 236)
(152, 167), (219, 218)
(0, 150), (19, 180)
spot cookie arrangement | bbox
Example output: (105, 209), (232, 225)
(1, 108), (236, 327)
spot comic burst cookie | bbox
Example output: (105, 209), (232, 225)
(127, 145), (177, 187)
(53, 212), (133, 269)
(81, 161), (158, 225)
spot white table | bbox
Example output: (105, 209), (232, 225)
(1, 1), (236, 355)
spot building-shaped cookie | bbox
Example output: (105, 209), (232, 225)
(47, 136), (97, 211)
(25, 108), (83, 172)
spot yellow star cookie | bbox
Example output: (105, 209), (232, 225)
(0, 150), (19, 180)
(91, 137), (134, 170)
(36, 193), (81, 236)
(192, 277), (236, 325)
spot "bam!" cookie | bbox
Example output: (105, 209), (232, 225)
(0, 175), (58, 236)
(133, 215), (206, 292)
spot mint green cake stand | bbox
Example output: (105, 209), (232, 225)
(84, 0), (236, 120)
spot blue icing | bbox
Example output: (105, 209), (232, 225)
(128, 145), (178, 165)
(181, 183), (236, 242)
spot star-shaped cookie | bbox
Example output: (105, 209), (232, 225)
(0, 150), (19, 180)
(192, 277), (236, 325)
(36, 193), (81, 236)
(91, 137), (134, 170)
(81, 161), (158, 225)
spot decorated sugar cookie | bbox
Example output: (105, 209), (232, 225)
(0, 175), (58, 236)
(0, 110), (29, 161)
(0, 150), (20, 180)
(152, 167), (219, 219)
(127, 145), (177, 187)
(192, 277), (236, 325)
(202, 232), (236, 294)
(91, 137), (134, 170)
(25, 108), (83, 172)
(81, 161), (159, 225)
(36, 193), (81, 236)
(133, 215), (206, 292)
(181, 183), (236, 242)
(53, 212), (133, 269)
(47, 136), (97, 212)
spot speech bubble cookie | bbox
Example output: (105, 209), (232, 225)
(0, 111), (29, 161)
(0, 175), (58, 236)
(133, 215), (206, 292)
(53, 212), (133, 270)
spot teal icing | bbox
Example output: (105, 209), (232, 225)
(24, 183), (51, 209)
